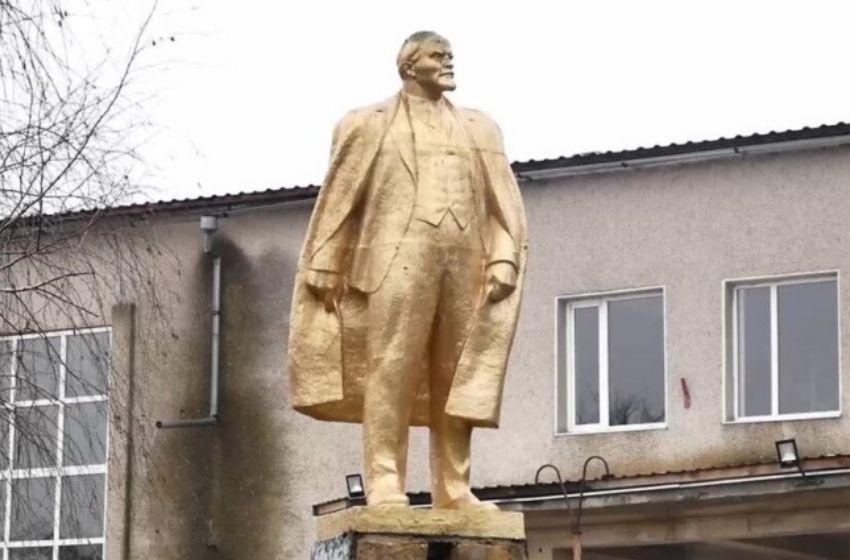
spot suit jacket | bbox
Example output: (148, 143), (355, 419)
(287, 93), (528, 428)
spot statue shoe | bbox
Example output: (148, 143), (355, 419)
(367, 491), (410, 508)
(435, 492), (499, 511)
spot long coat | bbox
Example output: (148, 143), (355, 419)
(287, 93), (528, 428)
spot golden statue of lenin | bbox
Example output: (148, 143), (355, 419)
(288, 31), (528, 509)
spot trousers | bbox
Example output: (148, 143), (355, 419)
(363, 214), (485, 505)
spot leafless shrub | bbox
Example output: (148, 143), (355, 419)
(0, 1), (169, 553)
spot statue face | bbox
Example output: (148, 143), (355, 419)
(408, 39), (455, 94)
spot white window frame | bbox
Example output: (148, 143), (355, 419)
(556, 287), (668, 436)
(0, 327), (111, 560)
(725, 272), (842, 424)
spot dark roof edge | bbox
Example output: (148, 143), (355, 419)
(43, 121), (850, 222)
(44, 184), (320, 223)
(512, 121), (850, 177)
(311, 454), (850, 516)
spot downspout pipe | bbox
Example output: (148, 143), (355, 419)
(156, 216), (221, 429)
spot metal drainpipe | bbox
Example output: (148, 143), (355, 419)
(156, 216), (221, 429)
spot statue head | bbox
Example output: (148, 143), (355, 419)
(397, 31), (455, 99)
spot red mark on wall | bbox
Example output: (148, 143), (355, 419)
(680, 378), (692, 409)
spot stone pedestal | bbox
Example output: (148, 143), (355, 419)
(311, 507), (527, 559)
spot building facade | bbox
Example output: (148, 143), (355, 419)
(6, 124), (850, 559)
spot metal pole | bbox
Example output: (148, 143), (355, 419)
(535, 458), (612, 560)
(209, 255), (221, 418)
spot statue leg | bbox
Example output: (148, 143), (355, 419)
(363, 230), (440, 507)
(429, 395), (479, 508)
(427, 226), (496, 510)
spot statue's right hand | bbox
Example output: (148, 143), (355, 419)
(305, 270), (341, 312)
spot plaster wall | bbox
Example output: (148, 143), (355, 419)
(492, 144), (850, 489)
(104, 144), (850, 558)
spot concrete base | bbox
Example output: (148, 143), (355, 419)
(311, 507), (527, 559)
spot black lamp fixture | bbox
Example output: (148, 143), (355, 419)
(346, 473), (365, 499)
(775, 438), (801, 470)
(774, 438), (821, 487)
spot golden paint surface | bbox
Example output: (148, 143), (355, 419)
(287, 33), (528, 509)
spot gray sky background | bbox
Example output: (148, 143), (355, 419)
(94, 1), (850, 201)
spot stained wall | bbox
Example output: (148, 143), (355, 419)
(106, 144), (850, 558)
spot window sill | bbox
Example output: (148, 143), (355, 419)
(555, 423), (667, 437)
(724, 411), (841, 425)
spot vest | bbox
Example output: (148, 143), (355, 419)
(408, 96), (476, 230)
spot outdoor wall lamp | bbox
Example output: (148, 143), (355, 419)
(776, 438), (801, 470)
(534, 455), (614, 560)
(346, 474), (365, 500)
(775, 438), (822, 487)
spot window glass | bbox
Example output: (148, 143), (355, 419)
(16, 337), (60, 402)
(14, 405), (58, 469)
(9, 548), (53, 560)
(0, 339), (13, 402)
(563, 291), (666, 432)
(608, 296), (665, 425)
(738, 287), (771, 417)
(729, 276), (839, 421)
(0, 480), (6, 531)
(0, 408), (10, 469)
(63, 402), (107, 466)
(574, 307), (599, 425)
(66, 332), (109, 398)
(0, 330), (111, 552)
(60, 474), (105, 539)
(10, 477), (54, 541)
(778, 281), (839, 414)
(59, 546), (103, 560)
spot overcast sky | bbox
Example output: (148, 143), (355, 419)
(99, 1), (850, 201)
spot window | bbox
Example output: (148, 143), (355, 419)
(0, 329), (110, 560)
(727, 274), (840, 422)
(556, 289), (666, 434)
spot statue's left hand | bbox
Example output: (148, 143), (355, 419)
(486, 261), (517, 303)
(304, 270), (341, 312)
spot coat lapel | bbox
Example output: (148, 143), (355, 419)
(388, 93), (417, 182)
(446, 100), (486, 188)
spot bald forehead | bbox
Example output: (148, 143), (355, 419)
(421, 38), (451, 52)
(398, 34), (450, 60)
(403, 30), (447, 47)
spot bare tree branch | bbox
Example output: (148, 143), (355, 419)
(0, 1), (174, 550)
